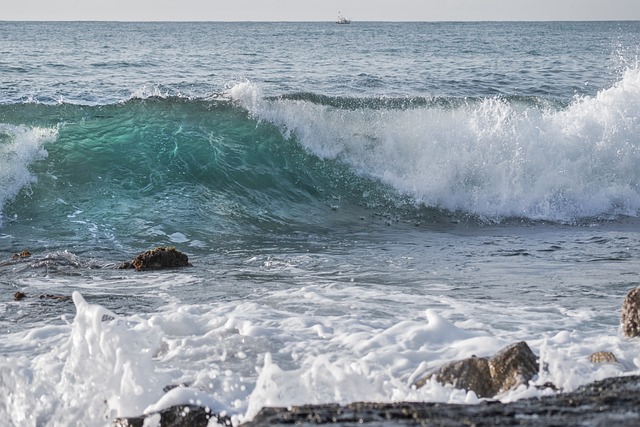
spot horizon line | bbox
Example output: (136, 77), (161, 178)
(2, 19), (639, 23)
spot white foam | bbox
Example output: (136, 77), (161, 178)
(2, 288), (638, 426)
(0, 292), (168, 426)
(0, 123), (57, 226)
(227, 69), (640, 221)
(144, 386), (226, 415)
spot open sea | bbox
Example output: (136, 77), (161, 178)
(1, 21), (640, 426)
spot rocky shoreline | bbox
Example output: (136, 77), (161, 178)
(115, 375), (640, 426)
(113, 286), (640, 427)
(6, 250), (640, 426)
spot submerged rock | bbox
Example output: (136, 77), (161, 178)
(12, 250), (31, 260)
(13, 291), (71, 302)
(621, 288), (640, 337)
(118, 246), (191, 271)
(415, 341), (538, 398)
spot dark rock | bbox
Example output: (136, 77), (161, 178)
(13, 291), (71, 302)
(38, 294), (72, 302)
(113, 376), (640, 427)
(588, 351), (618, 364)
(1, 251), (33, 267)
(118, 246), (191, 271)
(245, 375), (640, 426)
(415, 341), (538, 398)
(621, 288), (640, 337)
(12, 250), (31, 260)
(113, 405), (231, 427)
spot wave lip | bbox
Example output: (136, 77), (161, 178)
(227, 69), (640, 223)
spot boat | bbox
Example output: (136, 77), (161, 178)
(336, 12), (351, 24)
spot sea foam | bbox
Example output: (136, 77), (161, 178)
(2, 288), (639, 426)
(228, 69), (640, 222)
(0, 124), (56, 225)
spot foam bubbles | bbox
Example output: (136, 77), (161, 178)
(0, 292), (167, 426)
(0, 123), (56, 226)
(227, 70), (640, 222)
(3, 286), (640, 426)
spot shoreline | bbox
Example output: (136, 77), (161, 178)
(116, 375), (640, 426)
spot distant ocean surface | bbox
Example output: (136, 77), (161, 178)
(1, 21), (640, 426)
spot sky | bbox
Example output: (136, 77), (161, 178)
(2, 0), (640, 22)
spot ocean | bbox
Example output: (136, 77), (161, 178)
(1, 21), (640, 426)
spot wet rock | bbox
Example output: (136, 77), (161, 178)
(416, 355), (494, 397)
(246, 375), (640, 426)
(621, 288), (640, 337)
(1, 250), (33, 267)
(415, 341), (538, 398)
(588, 351), (618, 364)
(488, 341), (539, 394)
(12, 250), (31, 260)
(114, 376), (640, 427)
(30, 251), (85, 269)
(39, 293), (72, 302)
(112, 405), (231, 427)
(12, 292), (72, 302)
(118, 246), (191, 271)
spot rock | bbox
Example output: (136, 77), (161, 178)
(621, 288), (640, 337)
(244, 375), (640, 426)
(415, 341), (538, 398)
(12, 292), (71, 302)
(38, 294), (72, 302)
(488, 341), (539, 394)
(118, 246), (191, 271)
(417, 355), (494, 397)
(12, 250), (31, 260)
(113, 405), (231, 427)
(1, 250), (33, 267)
(588, 351), (618, 364)
(115, 376), (640, 427)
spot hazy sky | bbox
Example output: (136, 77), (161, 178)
(3, 0), (640, 21)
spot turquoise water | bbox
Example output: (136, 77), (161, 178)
(1, 21), (640, 426)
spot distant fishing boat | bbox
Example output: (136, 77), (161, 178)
(336, 12), (351, 24)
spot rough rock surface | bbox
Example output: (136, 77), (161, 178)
(621, 288), (640, 337)
(118, 246), (191, 271)
(245, 375), (640, 426)
(589, 351), (618, 364)
(13, 291), (71, 302)
(12, 250), (31, 260)
(114, 376), (640, 427)
(415, 341), (538, 398)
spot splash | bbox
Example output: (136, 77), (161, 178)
(0, 123), (56, 226)
(0, 292), (167, 426)
(228, 70), (640, 222)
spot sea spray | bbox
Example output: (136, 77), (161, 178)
(0, 293), (167, 426)
(227, 69), (640, 221)
(0, 124), (56, 225)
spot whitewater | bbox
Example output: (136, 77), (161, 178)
(1, 21), (640, 426)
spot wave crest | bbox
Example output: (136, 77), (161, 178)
(227, 70), (640, 222)
(0, 124), (57, 225)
